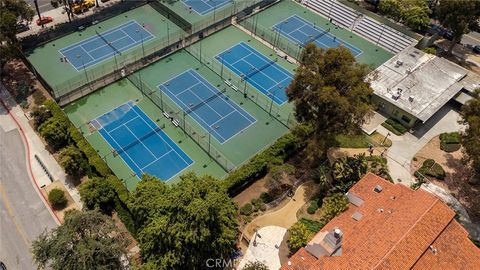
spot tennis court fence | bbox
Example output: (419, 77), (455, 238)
(238, 14), (304, 60)
(126, 72), (236, 173)
(184, 46), (297, 129)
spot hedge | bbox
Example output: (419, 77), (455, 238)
(307, 200), (319, 214)
(44, 100), (111, 177)
(416, 159), (446, 180)
(224, 125), (310, 196)
(42, 100), (135, 234)
(381, 118), (408, 135)
(440, 132), (461, 152)
(240, 203), (253, 216)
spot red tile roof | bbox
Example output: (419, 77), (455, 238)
(281, 173), (480, 270)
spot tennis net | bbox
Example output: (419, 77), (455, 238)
(95, 30), (122, 55)
(305, 28), (330, 45)
(185, 89), (226, 114)
(113, 125), (164, 156)
(244, 59), (276, 79)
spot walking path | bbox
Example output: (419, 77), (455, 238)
(0, 84), (82, 208)
(244, 182), (309, 240)
(376, 104), (465, 186)
(238, 226), (286, 270)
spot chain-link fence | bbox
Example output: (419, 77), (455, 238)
(184, 45), (297, 129)
(127, 72), (236, 172)
(238, 15), (304, 60)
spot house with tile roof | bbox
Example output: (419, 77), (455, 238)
(281, 173), (480, 270)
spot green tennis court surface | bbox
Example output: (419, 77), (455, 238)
(240, 0), (393, 67)
(27, 4), (184, 97)
(64, 79), (227, 190)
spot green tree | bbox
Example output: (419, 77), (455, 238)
(59, 145), (89, 177)
(316, 193), (349, 229)
(331, 154), (368, 193)
(242, 261), (269, 270)
(47, 188), (67, 209)
(287, 45), (373, 162)
(379, 0), (431, 30)
(79, 177), (117, 214)
(0, 0), (34, 74)
(129, 174), (168, 229)
(30, 106), (52, 130)
(459, 89), (480, 183)
(38, 116), (70, 151)
(31, 210), (127, 270)
(288, 222), (312, 252)
(135, 173), (238, 269)
(437, 0), (480, 53)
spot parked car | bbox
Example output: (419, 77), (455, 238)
(0, 261), (6, 270)
(16, 23), (30, 33)
(36, 16), (53, 26)
(473, 45), (480, 54)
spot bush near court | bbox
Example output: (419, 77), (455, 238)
(381, 118), (408, 135)
(415, 159), (446, 180)
(439, 132), (461, 152)
(48, 188), (68, 209)
(224, 124), (312, 196)
(32, 100), (135, 234)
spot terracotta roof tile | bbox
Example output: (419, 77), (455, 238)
(281, 173), (480, 270)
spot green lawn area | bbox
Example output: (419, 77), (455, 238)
(335, 132), (392, 148)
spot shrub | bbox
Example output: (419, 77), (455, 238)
(307, 200), (319, 214)
(242, 261), (269, 270)
(422, 47), (437, 55)
(30, 106), (52, 130)
(423, 159), (435, 167)
(299, 218), (323, 233)
(240, 203), (253, 216)
(48, 188), (67, 209)
(288, 222), (312, 252)
(251, 198), (265, 212)
(224, 124), (312, 196)
(416, 159), (446, 180)
(381, 118), (408, 135)
(32, 90), (46, 105)
(79, 177), (117, 214)
(260, 192), (273, 203)
(59, 145), (89, 177)
(440, 132), (461, 152)
(38, 116), (70, 151)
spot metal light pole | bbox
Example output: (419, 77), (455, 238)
(136, 28), (145, 58)
(77, 54), (90, 87)
(210, 0), (217, 22)
(381, 132), (391, 146)
(162, 19), (170, 45)
(220, 51), (229, 78)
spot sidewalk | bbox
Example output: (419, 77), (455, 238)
(0, 84), (82, 207)
(17, 0), (122, 38)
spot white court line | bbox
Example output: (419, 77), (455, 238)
(238, 42), (293, 79)
(140, 149), (173, 170)
(59, 20), (156, 71)
(209, 110), (236, 127)
(290, 14), (363, 56)
(129, 104), (194, 168)
(172, 82), (202, 97)
(161, 82), (227, 142)
(189, 69), (256, 123)
(107, 115), (139, 134)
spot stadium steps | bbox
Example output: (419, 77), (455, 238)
(304, 0), (416, 54)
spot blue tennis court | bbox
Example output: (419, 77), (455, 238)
(216, 42), (292, 105)
(90, 101), (193, 181)
(273, 15), (362, 57)
(158, 69), (256, 144)
(182, 0), (231, 15)
(59, 20), (154, 71)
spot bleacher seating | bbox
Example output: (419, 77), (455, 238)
(304, 0), (416, 54)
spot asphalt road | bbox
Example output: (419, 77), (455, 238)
(462, 31), (480, 47)
(0, 124), (57, 270)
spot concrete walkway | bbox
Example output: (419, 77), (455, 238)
(238, 226), (287, 270)
(376, 104), (465, 186)
(0, 84), (82, 207)
(244, 183), (309, 239)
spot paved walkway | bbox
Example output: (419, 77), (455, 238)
(244, 183), (309, 239)
(0, 84), (82, 207)
(237, 226), (286, 270)
(376, 104), (465, 186)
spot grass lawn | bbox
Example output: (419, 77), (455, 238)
(335, 132), (392, 148)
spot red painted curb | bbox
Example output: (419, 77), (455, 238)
(0, 99), (61, 224)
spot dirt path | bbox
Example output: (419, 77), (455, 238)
(244, 183), (309, 239)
